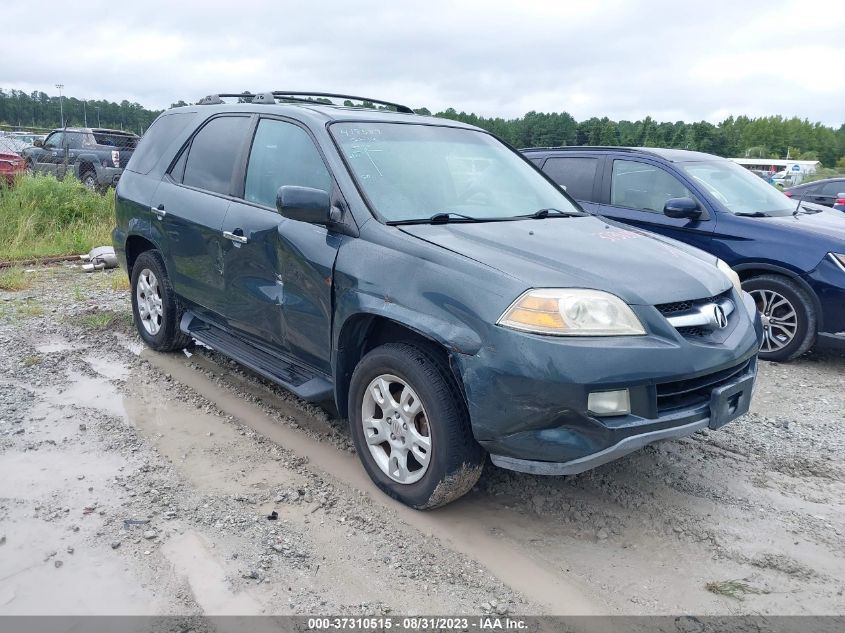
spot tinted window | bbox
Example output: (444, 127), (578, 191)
(543, 157), (599, 201)
(611, 160), (692, 213)
(820, 180), (845, 195)
(127, 113), (197, 174)
(244, 119), (332, 208)
(93, 132), (138, 149)
(183, 116), (251, 195)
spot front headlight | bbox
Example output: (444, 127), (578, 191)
(497, 288), (645, 336)
(717, 259), (742, 295)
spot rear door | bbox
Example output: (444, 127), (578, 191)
(592, 156), (717, 250)
(150, 114), (253, 314)
(220, 116), (342, 374)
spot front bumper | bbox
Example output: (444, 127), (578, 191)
(454, 290), (761, 471)
(490, 358), (756, 475)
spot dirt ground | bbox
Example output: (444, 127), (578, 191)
(1, 264), (843, 616)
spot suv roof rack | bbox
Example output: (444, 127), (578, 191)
(196, 91), (414, 114)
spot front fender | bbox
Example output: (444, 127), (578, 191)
(334, 290), (484, 356)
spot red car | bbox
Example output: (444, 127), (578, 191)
(0, 137), (27, 186)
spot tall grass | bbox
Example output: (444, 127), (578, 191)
(0, 174), (115, 261)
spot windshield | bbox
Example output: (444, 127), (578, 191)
(330, 122), (581, 222)
(680, 160), (796, 216)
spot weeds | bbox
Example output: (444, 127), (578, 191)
(22, 355), (41, 367)
(705, 579), (767, 601)
(79, 309), (131, 330)
(0, 267), (30, 291)
(110, 274), (130, 292)
(0, 173), (114, 261)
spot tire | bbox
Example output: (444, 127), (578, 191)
(130, 250), (192, 352)
(348, 342), (484, 509)
(81, 170), (98, 192)
(743, 274), (817, 362)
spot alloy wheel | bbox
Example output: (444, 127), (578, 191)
(361, 374), (432, 484)
(135, 268), (163, 336)
(750, 288), (798, 353)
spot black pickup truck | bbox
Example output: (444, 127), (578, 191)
(23, 127), (139, 191)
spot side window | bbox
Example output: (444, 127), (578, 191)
(820, 181), (845, 195)
(127, 112), (197, 174)
(44, 132), (63, 149)
(170, 149), (188, 183)
(244, 119), (332, 208)
(66, 132), (83, 149)
(182, 116), (251, 195)
(542, 157), (599, 201)
(611, 160), (692, 213)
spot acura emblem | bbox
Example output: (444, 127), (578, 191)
(714, 305), (728, 328)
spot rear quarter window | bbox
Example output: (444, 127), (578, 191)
(126, 113), (197, 175)
(541, 156), (599, 201)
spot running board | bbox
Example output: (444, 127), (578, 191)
(180, 312), (333, 402)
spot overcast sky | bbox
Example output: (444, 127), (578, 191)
(6, 0), (844, 125)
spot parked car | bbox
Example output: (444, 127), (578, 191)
(524, 146), (845, 361)
(0, 137), (27, 186)
(22, 127), (139, 191)
(784, 177), (845, 208)
(6, 131), (46, 148)
(114, 93), (761, 508)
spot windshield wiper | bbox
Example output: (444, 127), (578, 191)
(524, 207), (585, 219)
(734, 211), (770, 217)
(387, 211), (492, 226)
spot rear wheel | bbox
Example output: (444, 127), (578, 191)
(348, 342), (484, 509)
(743, 274), (816, 362)
(130, 250), (191, 352)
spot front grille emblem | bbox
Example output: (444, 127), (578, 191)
(714, 305), (728, 329)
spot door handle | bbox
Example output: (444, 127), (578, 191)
(151, 204), (166, 220)
(223, 230), (248, 244)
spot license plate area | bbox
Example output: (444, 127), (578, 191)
(709, 374), (754, 430)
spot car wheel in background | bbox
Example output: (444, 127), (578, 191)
(743, 274), (816, 362)
(130, 250), (192, 352)
(348, 342), (485, 509)
(81, 171), (97, 192)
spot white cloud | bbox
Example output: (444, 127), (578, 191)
(6, 0), (845, 125)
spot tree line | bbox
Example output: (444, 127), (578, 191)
(2, 88), (843, 166)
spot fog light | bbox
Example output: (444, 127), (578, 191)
(588, 389), (630, 416)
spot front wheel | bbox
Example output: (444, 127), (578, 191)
(348, 342), (484, 509)
(743, 274), (816, 362)
(81, 171), (98, 192)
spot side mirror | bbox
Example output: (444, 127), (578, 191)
(663, 197), (702, 220)
(34, 139), (44, 148)
(276, 186), (333, 224)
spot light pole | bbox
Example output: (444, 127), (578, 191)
(55, 83), (65, 127)
(83, 101), (87, 127)
(95, 107), (101, 127)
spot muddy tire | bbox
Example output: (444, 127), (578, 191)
(130, 250), (191, 352)
(743, 274), (816, 362)
(348, 342), (484, 509)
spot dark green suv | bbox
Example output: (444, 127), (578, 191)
(113, 92), (761, 508)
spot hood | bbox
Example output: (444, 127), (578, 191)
(762, 208), (845, 243)
(399, 216), (730, 305)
